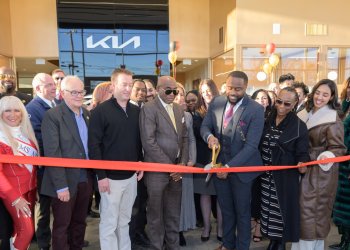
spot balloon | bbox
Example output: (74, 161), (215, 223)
(265, 43), (276, 54)
(257, 71), (267, 81)
(168, 51), (177, 64)
(269, 54), (280, 67)
(157, 59), (163, 67)
(263, 63), (273, 74)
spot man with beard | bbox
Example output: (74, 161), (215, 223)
(201, 71), (265, 250)
(0, 67), (32, 105)
(144, 79), (157, 102)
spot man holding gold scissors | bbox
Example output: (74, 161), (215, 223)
(201, 71), (264, 250)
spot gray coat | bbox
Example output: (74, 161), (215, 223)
(40, 102), (90, 198)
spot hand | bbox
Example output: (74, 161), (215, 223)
(216, 172), (228, 179)
(297, 162), (307, 174)
(208, 135), (219, 149)
(98, 178), (110, 194)
(136, 171), (144, 181)
(57, 190), (70, 202)
(14, 197), (31, 218)
(187, 161), (194, 167)
(170, 172), (182, 182)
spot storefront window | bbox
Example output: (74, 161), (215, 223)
(211, 49), (234, 89)
(242, 47), (319, 91)
(58, 28), (170, 91)
(327, 47), (350, 85)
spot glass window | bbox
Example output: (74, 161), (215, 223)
(327, 48), (350, 85)
(242, 47), (319, 91)
(211, 49), (234, 89)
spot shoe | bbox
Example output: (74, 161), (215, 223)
(214, 244), (231, 250)
(134, 232), (151, 247)
(253, 235), (262, 242)
(83, 240), (89, 248)
(88, 210), (100, 218)
(201, 227), (211, 242)
(217, 235), (222, 241)
(179, 232), (186, 246)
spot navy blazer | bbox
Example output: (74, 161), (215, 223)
(200, 94), (265, 182)
(26, 96), (52, 156)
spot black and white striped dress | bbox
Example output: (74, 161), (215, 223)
(260, 125), (284, 240)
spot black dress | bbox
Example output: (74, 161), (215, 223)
(192, 112), (216, 195)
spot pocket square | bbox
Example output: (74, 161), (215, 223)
(239, 120), (246, 127)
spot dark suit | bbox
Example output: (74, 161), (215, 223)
(41, 102), (92, 250)
(26, 96), (52, 249)
(140, 96), (188, 250)
(201, 95), (264, 250)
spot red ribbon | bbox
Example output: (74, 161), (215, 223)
(0, 154), (349, 173)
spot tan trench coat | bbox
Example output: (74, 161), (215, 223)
(298, 109), (346, 240)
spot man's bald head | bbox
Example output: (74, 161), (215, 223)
(0, 67), (16, 94)
(157, 76), (178, 104)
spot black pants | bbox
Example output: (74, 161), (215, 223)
(0, 199), (12, 250)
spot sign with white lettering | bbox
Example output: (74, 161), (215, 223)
(86, 35), (141, 49)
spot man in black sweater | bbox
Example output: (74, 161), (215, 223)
(88, 68), (143, 250)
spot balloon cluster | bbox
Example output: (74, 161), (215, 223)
(155, 59), (163, 76)
(168, 41), (180, 79)
(262, 43), (280, 75)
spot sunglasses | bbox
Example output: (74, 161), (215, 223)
(163, 89), (179, 95)
(55, 77), (64, 81)
(0, 74), (15, 80)
(275, 99), (294, 107)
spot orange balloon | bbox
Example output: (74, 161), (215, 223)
(265, 43), (276, 54)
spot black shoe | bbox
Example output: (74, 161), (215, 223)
(217, 235), (222, 242)
(134, 232), (151, 247)
(201, 228), (211, 242)
(83, 240), (89, 248)
(179, 232), (186, 246)
(88, 210), (100, 218)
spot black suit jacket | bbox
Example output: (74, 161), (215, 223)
(40, 101), (90, 198)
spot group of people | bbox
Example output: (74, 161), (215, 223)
(0, 65), (349, 250)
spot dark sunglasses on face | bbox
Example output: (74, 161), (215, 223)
(164, 89), (179, 95)
(0, 74), (15, 80)
(275, 99), (293, 107)
(55, 77), (64, 81)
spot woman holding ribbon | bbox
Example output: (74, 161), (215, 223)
(292, 79), (347, 250)
(0, 96), (39, 250)
(259, 87), (309, 250)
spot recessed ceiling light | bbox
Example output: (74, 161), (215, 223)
(194, 59), (198, 62)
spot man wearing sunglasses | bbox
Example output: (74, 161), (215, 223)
(0, 66), (32, 105)
(140, 75), (189, 250)
(201, 71), (265, 250)
(51, 68), (66, 102)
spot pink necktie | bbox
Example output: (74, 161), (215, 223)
(223, 104), (234, 129)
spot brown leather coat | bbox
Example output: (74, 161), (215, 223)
(298, 111), (346, 239)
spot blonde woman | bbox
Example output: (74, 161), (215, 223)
(0, 96), (39, 250)
(88, 81), (112, 110)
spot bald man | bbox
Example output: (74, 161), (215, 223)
(26, 73), (57, 250)
(0, 66), (32, 105)
(140, 76), (189, 250)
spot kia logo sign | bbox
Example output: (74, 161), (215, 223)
(86, 35), (141, 49)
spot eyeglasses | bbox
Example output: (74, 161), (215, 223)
(275, 99), (294, 107)
(55, 77), (64, 81)
(64, 89), (86, 97)
(0, 74), (15, 80)
(186, 98), (197, 104)
(163, 89), (179, 96)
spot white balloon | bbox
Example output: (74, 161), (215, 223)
(257, 71), (267, 81)
(327, 71), (338, 80)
